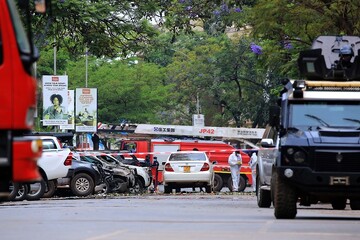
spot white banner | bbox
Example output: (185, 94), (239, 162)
(134, 124), (265, 139)
(42, 75), (68, 126)
(60, 90), (75, 130)
(75, 88), (97, 132)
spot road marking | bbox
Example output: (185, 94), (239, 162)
(85, 230), (128, 240)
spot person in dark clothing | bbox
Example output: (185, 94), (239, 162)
(338, 45), (354, 69)
(92, 133), (100, 150)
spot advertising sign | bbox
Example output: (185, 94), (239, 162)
(42, 75), (68, 126)
(60, 90), (75, 130)
(75, 88), (97, 132)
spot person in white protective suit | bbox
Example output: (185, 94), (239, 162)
(249, 152), (258, 192)
(228, 150), (242, 192)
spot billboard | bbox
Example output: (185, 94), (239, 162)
(75, 88), (97, 132)
(42, 75), (68, 126)
(60, 90), (75, 130)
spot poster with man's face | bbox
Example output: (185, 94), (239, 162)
(42, 75), (68, 126)
(75, 88), (97, 132)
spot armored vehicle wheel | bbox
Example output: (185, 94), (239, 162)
(331, 198), (347, 210)
(273, 170), (297, 219)
(213, 174), (223, 192)
(256, 173), (271, 208)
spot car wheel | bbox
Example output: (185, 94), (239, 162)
(43, 180), (57, 198)
(70, 173), (94, 197)
(213, 174), (223, 192)
(256, 173), (271, 208)
(95, 182), (110, 194)
(164, 185), (171, 194)
(112, 177), (128, 193)
(129, 178), (144, 194)
(8, 182), (19, 201)
(205, 185), (212, 193)
(14, 184), (29, 201)
(26, 180), (46, 201)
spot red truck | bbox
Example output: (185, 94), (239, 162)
(119, 138), (252, 192)
(0, 0), (46, 200)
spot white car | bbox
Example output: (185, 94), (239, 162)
(162, 151), (216, 193)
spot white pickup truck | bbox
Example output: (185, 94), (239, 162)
(37, 136), (72, 198)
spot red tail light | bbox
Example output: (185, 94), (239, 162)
(64, 152), (73, 166)
(164, 163), (174, 172)
(200, 162), (210, 171)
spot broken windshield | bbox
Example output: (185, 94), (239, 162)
(289, 101), (360, 130)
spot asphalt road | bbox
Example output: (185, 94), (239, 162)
(0, 187), (359, 240)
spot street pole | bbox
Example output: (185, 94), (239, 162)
(53, 38), (56, 75)
(85, 47), (88, 88)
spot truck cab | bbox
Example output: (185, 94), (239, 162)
(257, 36), (360, 219)
(0, 0), (48, 199)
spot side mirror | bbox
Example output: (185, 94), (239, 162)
(212, 161), (218, 165)
(260, 139), (274, 148)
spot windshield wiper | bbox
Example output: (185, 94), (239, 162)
(343, 118), (360, 124)
(305, 114), (330, 127)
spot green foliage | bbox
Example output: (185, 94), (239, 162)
(31, 0), (360, 131)
(65, 58), (173, 124)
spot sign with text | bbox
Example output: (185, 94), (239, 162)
(75, 88), (97, 132)
(60, 90), (75, 130)
(134, 124), (265, 139)
(42, 75), (68, 126)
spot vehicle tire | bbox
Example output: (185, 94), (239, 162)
(14, 184), (29, 201)
(350, 199), (360, 210)
(213, 174), (223, 192)
(70, 173), (94, 197)
(256, 173), (271, 208)
(43, 180), (57, 198)
(95, 182), (110, 194)
(273, 170), (297, 219)
(331, 198), (347, 210)
(164, 185), (171, 194)
(26, 180), (46, 201)
(227, 175), (246, 192)
(8, 182), (19, 201)
(205, 185), (212, 193)
(112, 177), (128, 193)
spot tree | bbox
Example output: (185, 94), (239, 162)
(249, 0), (360, 76)
(65, 58), (173, 124)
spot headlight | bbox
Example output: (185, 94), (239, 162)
(293, 151), (306, 163)
(283, 147), (307, 165)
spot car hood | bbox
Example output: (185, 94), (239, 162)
(284, 128), (360, 146)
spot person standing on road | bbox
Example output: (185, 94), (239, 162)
(228, 150), (242, 192)
(249, 152), (257, 192)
